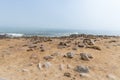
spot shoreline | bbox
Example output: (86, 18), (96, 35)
(0, 33), (120, 39)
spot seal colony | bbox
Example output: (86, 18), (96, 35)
(0, 34), (120, 80)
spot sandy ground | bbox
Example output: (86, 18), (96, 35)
(0, 36), (120, 80)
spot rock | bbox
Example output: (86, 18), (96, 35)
(29, 54), (39, 64)
(43, 56), (53, 61)
(72, 47), (77, 50)
(22, 44), (28, 47)
(27, 48), (33, 51)
(28, 44), (37, 48)
(40, 47), (45, 52)
(67, 64), (72, 69)
(51, 52), (60, 56)
(64, 72), (71, 77)
(40, 45), (46, 52)
(33, 40), (40, 44)
(58, 42), (70, 48)
(59, 42), (67, 46)
(83, 39), (95, 45)
(42, 62), (52, 68)
(30, 54), (38, 59)
(75, 65), (89, 73)
(78, 44), (85, 48)
(66, 44), (70, 47)
(80, 73), (91, 78)
(86, 46), (101, 50)
(106, 74), (117, 80)
(66, 52), (75, 58)
(28, 62), (34, 66)
(66, 40), (71, 44)
(47, 38), (52, 41)
(22, 69), (29, 72)
(109, 40), (117, 43)
(59, 64), (64, 70)
(37, 63), (42, 70)
(80, 53), (93, 61)
(57, 46), (65, 49)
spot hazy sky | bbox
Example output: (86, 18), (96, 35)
(0, 0), (120, 31)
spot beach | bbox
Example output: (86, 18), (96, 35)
(0, 34), (120, 80)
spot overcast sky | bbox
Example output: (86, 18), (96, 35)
(0, 0), (120, 31)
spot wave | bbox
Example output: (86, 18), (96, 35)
(0, 33), (24, 37)
(0, 31), (88, 37)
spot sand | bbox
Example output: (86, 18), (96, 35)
(0, 35), (120, 80)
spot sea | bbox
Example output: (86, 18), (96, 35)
(0, 28), (120, 37)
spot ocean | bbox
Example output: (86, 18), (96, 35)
(0, 28), (120, 37)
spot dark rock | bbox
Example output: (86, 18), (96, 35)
(75, 65), (89, 73)
(80, 53), (93, 61)
(47, 38), (52, 41)
(64, 72), (71, 77)
(58, 41), (70, 48)
(67, 52), (75, 58)
(40, 45), (46, 52)
(40, 48), (45, 52)
(9, 46), (14, 48)
(109, 40), (117, 43)
(59, 42), (67, 46)
(27, 48), (33, 51)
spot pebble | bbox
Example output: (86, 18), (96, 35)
(80, 73), (91, 78)
(64, 72), (71, 77)
(67, 52), (75, 58)
(67, 64), (72, 69)
(75, 65), (89, 73)
(22, 69), (29, 72)
(38, 63), (42, 70)
(43, 56), (53, 61)
(106, 74), (117, 80)
(42, 62), (52, 68)
(80, 53), (93, 61)
(59, 64), (64, 70)
(72, 47), (77, 50)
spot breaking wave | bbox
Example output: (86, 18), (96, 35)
(0, 33), (24, 37)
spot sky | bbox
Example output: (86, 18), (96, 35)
(0, 0), (120, 31)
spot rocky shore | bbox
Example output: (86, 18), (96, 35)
(0, 34), (120, 80)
